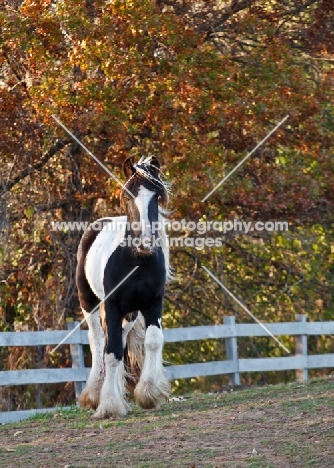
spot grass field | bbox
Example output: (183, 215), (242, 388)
(0, 377), (333, 468)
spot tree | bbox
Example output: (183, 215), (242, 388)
(0, 0), (333, 406)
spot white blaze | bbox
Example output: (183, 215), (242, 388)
(134, 186), (155, 240)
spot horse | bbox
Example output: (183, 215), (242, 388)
(75, 155), (171, 419)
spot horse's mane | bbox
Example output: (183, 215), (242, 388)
(134, 156), (173, 281)
(135, 156), (171, 202)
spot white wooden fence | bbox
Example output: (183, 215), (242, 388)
(0, 314), (333, 423)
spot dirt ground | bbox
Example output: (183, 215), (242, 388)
(0, 377), (333, 468)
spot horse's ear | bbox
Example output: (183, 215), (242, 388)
(149, 156), (160, 177)
(123, 157), (135, 179)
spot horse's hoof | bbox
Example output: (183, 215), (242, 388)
(92, 400), (129, 420)
(79, 378), (105, 410)
(91, 411), (108, 420)
(79, 391), (98, 410)
(134, 377), (170, 409)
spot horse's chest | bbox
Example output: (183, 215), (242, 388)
(85, 231), (166, 308)
(107, 249), (166, 312)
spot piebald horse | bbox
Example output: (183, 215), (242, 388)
(76, 156), (171, 419)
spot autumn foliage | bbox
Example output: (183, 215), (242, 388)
(0, 0), (333, 407)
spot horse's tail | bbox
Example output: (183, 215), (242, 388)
(124, 311), (145, 392)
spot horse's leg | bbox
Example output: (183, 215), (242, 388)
(134, 303), (170, 409)
(76, 231), (105, 410)
(79, 306), (105, 410)
(123, 311), (145, 392)
(92, 303), (130, 419)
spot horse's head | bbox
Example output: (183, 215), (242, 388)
(121, 156), (168, 253)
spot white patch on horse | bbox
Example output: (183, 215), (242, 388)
(134, 325), (170, 409)
(92, 353), (130, 419)
(122, 317), (136, 347)
(79, 308), (105, 409)
(85, 216), (127, 299)
(134, 186), (155, 240)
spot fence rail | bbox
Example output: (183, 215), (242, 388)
(1, 315), (333, 423)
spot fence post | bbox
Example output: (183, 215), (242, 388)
(224, 316), (240, 385)
(67, 321), (86, 401)
(295, 314), (308, 382)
